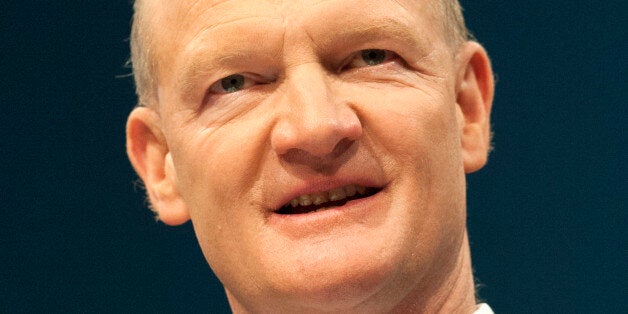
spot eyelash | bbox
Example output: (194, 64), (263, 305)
(341, 49), (397, 71)
(207, 49), (399, 95)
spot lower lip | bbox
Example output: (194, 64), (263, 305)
(267, 188), (386, 237)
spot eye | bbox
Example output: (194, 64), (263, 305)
(346, 49), (396, 69)
(209, 74), (252, 94)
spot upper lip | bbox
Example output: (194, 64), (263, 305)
(272, 176), (386, 212)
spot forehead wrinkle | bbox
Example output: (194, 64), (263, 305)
(295, 0), (435, 46)
(313, 17), (427, 55)
(173, 15), (282, 99)
(335, 20), (416, 44)
(307, 0), (342, 8)
(180, 14), (279, 58)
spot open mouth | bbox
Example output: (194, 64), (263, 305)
(276, 185), (381, 215)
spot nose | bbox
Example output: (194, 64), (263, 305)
(270, 63), (362, 158)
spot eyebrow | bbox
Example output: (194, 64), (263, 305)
(317, 18), (426, 53)
(176, 50), (254, 102)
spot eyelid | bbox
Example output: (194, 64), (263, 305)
(208, 74), (250, 94)
(343, 49), (397, 71)
(207, 73), (273, 95)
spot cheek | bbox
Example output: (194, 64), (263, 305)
(356, 85), (460, 167)
(170, 111), (264, 191)
(355, 84), (466, 245)
(166, 123), (271, 288)
(166, 113), (271, 241)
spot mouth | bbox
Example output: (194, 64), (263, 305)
(276, 184), (381, 215)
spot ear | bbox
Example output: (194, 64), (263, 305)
(455, 42), (495, 173)
(126, 107), (190, 225)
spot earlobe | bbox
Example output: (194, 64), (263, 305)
(455, 42), (495, 173)
(126, 107), (190, 225)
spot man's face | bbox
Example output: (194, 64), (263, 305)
(131, 0), (491, 311)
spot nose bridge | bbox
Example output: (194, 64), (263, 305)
(271, 63), (362, 157)
(288, 63), (335, 121)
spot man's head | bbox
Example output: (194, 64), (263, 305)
(126, 0), (494, 312)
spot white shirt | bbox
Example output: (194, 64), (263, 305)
(474, 303), (494, 314)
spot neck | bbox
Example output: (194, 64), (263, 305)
(393, 230), (477, 313)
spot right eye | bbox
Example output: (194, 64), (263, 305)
(209, 74), (254, 94)
(344, 49), (397, 70)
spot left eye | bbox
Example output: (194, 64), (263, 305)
(209, 74), (254, 94)
(346, 49), (396, 69)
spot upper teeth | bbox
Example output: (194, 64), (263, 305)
(287, 185), (367, 208)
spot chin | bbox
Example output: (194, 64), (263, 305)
(253, 227), (411, 312)
(270, 263), (398, 312)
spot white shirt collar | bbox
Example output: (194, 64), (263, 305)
(473, 303), (494, 314)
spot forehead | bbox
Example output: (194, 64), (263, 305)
(143, 0), (444, 47)
(142, 0), (446, 90)
(142, 0), (440, 23)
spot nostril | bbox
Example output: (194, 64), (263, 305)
(280, 138), (357, 169)
(330, 138), (356, 158)
(339, 113), (363, 142)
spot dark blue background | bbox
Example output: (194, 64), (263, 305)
(1, 1), (625, 312)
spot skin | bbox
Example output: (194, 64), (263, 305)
(126, 0), (494, 312)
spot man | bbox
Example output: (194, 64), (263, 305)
(126, 0), (495, 312)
